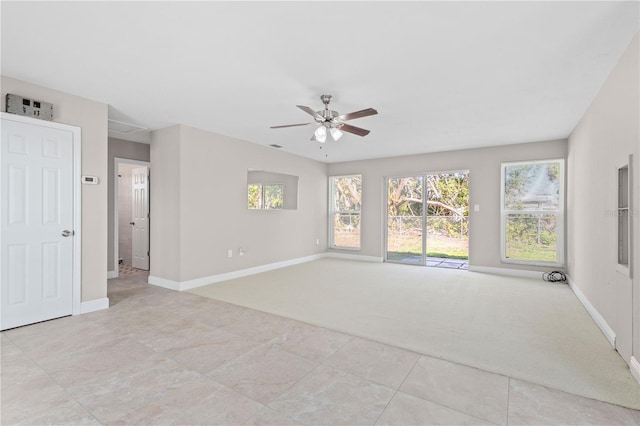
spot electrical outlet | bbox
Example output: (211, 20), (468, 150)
(227, 249), (233, 258)
(239, 247), (246, 256)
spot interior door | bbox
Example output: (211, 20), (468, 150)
(131, 166), (149, 270)
(1, 118), (74, 330)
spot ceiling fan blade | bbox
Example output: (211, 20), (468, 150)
(270, 123), (312, 129)
(297, 105), (324, 121)
(339, 123), (370, 137)
(338, 108), (378, 121)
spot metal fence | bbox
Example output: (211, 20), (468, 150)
(387, 215), (468, 239)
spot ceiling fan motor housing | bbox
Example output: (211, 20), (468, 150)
(316, 110), (342, 128)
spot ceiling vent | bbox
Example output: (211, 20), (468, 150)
(108, 119), (148, 134)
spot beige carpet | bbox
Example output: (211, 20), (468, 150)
(189, 258), (640, 409)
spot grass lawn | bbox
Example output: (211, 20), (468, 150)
(337, 230), (555, 263)
(505, 242), (557, 262)
(387, 232), (469, 260)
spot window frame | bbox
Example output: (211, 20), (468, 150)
(329, 174), (362, 250)
(617, 157), (632, 277)
(500, 158), (565, 267)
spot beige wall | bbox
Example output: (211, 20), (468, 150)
(327, 139), (567, 272)
(150, 124), (328, 283)
(149, 125), (182, 282)
(1, 76), (108, 302)
(567, 33), (639, 362)
(107, 137), (150, 271)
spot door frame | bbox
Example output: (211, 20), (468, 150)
(112, 157), (150, 277)
(0, 112), (82, 317)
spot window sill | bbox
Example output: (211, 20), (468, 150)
(329, 246), (361, 251)
(616, 264), (631, 278)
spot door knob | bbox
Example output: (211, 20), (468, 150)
(130, 222), (135, 225)
(61, 230), (74, 237)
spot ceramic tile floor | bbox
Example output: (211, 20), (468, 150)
(2, 274), (639, 425)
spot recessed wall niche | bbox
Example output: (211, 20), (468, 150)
(247, 169), (299, 210)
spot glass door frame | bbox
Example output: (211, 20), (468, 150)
(384, 170), (470, 266)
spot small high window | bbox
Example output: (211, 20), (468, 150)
(248, 183), (283, 210)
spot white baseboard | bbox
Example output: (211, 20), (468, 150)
(80, 297), (109, 314)
(468, 265), (544, 280)
(630, 356), (640, 385)
(107, 270), (118, 279)
(149, 253), (327, 292)
(181, 253), (326, 291)
(567, 276), (616, 348)
(325, 252), (383, 262)
(148, 275), (182, 291)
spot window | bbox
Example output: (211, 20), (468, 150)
(329, 175), (362, 249)
(501, 159), (564, 265)
(618, 161), (631, 276)
(248, 183), (283, 210)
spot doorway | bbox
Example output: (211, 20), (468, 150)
(385, 171), (469, 268)
(114, 158), (150, 277)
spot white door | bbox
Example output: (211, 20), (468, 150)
(1, 118), (75, 330)
(131, 166), (149, 270)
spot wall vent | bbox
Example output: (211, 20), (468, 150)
(108, 119), (148, 134)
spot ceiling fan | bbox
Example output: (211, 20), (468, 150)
(270, 95), (378, 143)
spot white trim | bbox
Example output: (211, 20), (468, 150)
(113, 157), (150, 277)
(325, 252), (383, 262)
(149, 253), (335, 292)
(0, 113), (83, 317)
(630, 356), (640, 384)
(468, 265), (545, 280)
(148, 275), (182, 291)
(107, 270), (118, 279)
(72, 122), (82, 316)
(80, 298), (109, 314)
(567, 276), (616, 348)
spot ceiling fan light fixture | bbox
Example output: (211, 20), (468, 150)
(314, 126), (327, 143)
(272, 94), (378, 143)
(330, 127), (343, 141)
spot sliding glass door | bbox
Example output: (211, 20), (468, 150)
(385, 172), (469, 267)
(386, 176), (425, 264)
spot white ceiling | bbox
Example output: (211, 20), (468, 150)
(2, 1), (638, 163)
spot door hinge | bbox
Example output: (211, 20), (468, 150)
(147, 250), (150, 257)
